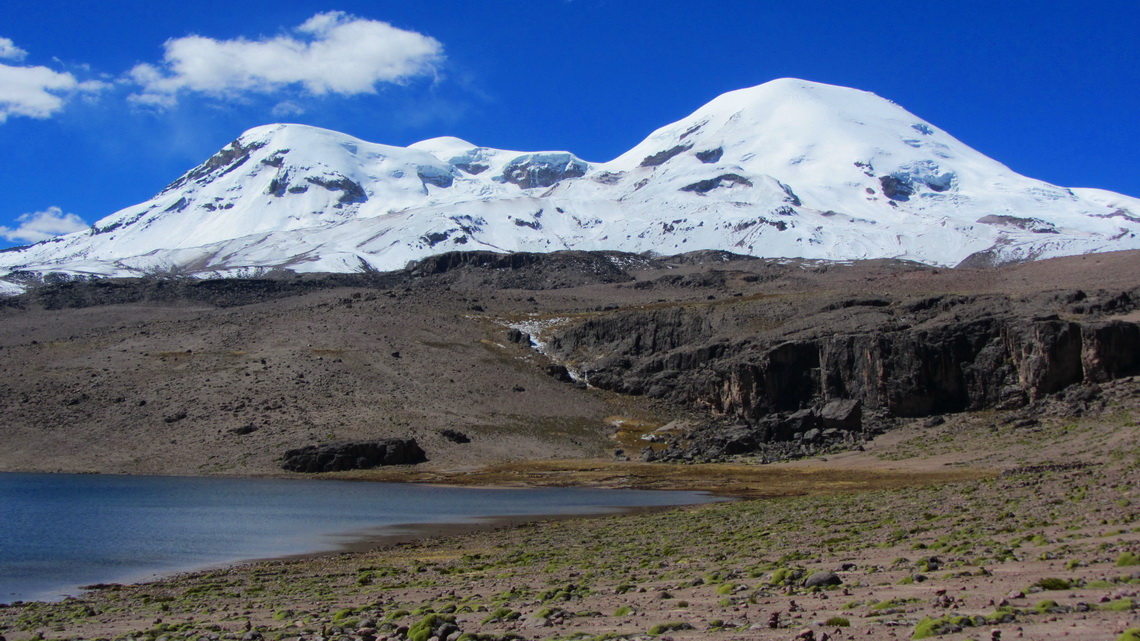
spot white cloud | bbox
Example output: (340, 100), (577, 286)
(0, 207), (90, 244)
(271, 100), (306, 117)
(0, 38), (106, 123)
(0, 37), (27, 61)
(130, 11), (444, 106)
(0, 63), (79, 121)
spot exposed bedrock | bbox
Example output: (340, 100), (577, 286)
(544, 292), (1140, 434)
(280, 438), (426, 473)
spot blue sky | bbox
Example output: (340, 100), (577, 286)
(1, 0), (1137, 246)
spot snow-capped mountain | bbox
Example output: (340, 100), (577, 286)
(3, 78), (1139, 289)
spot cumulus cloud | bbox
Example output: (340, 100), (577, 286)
(0, 37), (27, 61)
(129, 11), (444, 106)
(0, 38), (106, 122)
(0, 207), (90, 244)
(271, 100), (306, 117)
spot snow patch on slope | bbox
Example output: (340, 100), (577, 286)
(2, 78), (1138, 293)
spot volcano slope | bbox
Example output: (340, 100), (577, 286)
(1, 250), (1140, 640)
(0, 249), (1138, 477)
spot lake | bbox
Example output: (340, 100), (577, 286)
(0, 473), (720, 604)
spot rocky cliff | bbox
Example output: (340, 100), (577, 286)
(540, 283), (1140, 459)
(1, 248), (1136, 474)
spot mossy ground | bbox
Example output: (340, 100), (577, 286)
(2, 381), (1138, 641)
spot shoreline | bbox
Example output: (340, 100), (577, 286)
(0, 451), (994, 607)
(4, 404), (1135, 641)
(243, 499), (718, 564)
(0, 455), (992, 605)
(0, 474), (725, 606)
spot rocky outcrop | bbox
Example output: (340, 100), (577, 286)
(1080, 320), (1140, 382)
(305, 175), (368, 206)
(281, 439), (426, 473)
(640, 144), (693, 167)
(680, 173), (754, 194)
(500, 153), (588, 189)
(542, 288), (1140, 452)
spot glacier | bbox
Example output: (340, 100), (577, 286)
(2, 78), (1138, 292)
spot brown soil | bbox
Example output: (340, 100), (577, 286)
(0, 250), (1136, 478)
(1, 251), (1139, 641)
(1, 380), (1137, 640)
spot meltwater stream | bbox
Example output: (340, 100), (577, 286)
(0, 473), (721, 603)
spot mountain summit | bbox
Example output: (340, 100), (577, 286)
(3, 79), (1138, 290)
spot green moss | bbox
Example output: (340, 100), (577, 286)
(912, 614), (975, 639)
(383, 609), (411, 622)
(1117, 628), (1140, 641)
(407, 614), (455, 641)
(613, 606), (634, 617)
(767, 568), (799, 585)
(1118, 552), (1140, 567)
(1100, 597), (1135, 612)
(1032, 577), (1071, 591)
(480, 608), (519, 624)
(538, 583), (590, 602)
(647, 621), (693, 635)
(911, 617), (940, 639)
(825, 616), (850, 627)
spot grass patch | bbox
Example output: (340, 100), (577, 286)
(1118, 551), (1140, 567)
(1032, 577), (1071, 591)
(647, 621), (693, 635)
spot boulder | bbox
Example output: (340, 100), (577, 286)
(545, 363), (574, 382)
(803, 571), (842, 588)
(281, 438), (426, 473)
(819, 399), (861, 431)
(438, 429), (471, 444)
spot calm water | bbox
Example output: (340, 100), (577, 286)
(0, 473), (719, 604)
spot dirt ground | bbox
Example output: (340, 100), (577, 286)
(1, 376), (1138, 641)
(1, 250), (1137, 478)
(1, 251), (1139, 641)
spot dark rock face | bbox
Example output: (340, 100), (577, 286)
(878, 175), (914, 201)
(162, 139), (268, 194)
(408, 250), (639, 289)
(500, 153), (588, 189)
(416, 166), (455, 189)
(695, 148), (724, 164)
(305, 175), (368, 205)
(281, 438), (426, 473)
(977, 215), (1059, 234)
(454, 161), (489, 175)
(680, 173), (754, 194)
(438, 429), (471, 444)
(1081, 321), (1140, 382)
(1004, 319), (1084, 398)
(640, 144), (693, 167)
(542, 287), (1140, 454)
(544, 364), (574, 383)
